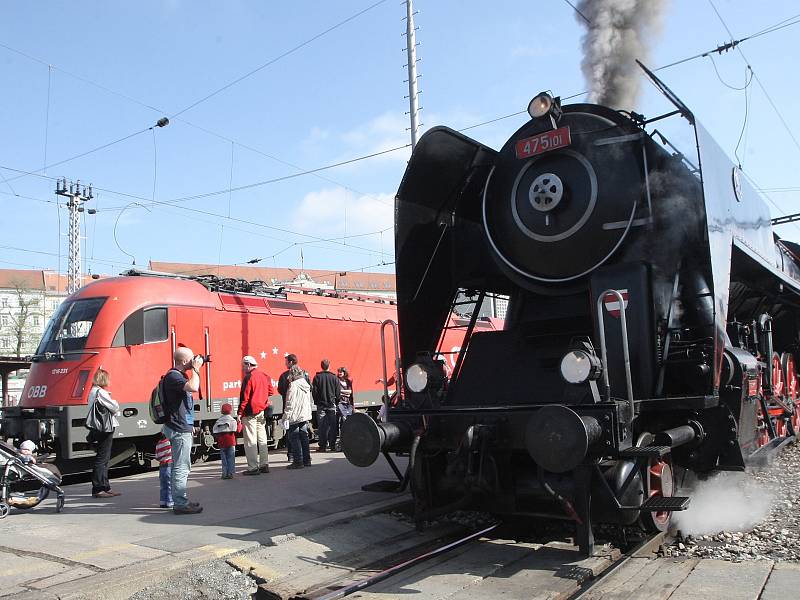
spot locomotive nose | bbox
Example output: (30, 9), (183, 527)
(524, 405), (602, 472)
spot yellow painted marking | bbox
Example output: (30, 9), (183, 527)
(72, 543), (147, 561)
(196, 544), (239, 558)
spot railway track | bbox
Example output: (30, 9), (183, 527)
(223, 509), (664, 600)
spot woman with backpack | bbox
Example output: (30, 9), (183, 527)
(85, 368), (121, 498)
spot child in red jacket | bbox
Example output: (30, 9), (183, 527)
(213, 403), (240, 479)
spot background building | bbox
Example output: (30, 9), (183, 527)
(0, 270), (70, 405)
(0, 270), (70, 357)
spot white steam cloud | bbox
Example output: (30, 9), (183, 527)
(576, 0), (667, 109)
(673, 472), (774, 536)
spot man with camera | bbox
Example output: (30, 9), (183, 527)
(162, 346), (204, 514)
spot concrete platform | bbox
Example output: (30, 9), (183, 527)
(0, 450), (407, 598)
(584, 556), (800, 600)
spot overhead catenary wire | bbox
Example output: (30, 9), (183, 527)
(43, 65), (51, 173)
(6, 8), (800, 273)
(708, 0), (800, 159)
(7, 11), (796, 216)
(706, 0), (800, 226)
(0, 40), (394, 208)
(0, 162), (393, 258)
(0, 242), (143, 271)
(3, 124), (157, 185)
(733, 64), (752, 168)
(169, 0), (390, 119)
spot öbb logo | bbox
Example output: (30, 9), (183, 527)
(27, 385), (48, 399)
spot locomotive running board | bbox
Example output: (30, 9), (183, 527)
(617, 445), (671, 458)
(640, 496), (690, 512)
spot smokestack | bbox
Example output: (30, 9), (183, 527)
(576, 0), (667, 109)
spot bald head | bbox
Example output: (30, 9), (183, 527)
(174, 347), (194, 368)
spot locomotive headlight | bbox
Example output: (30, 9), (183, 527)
(406, 363), (429, 393)
(528, 92), (553, 118)
(560, 349), (602, 384)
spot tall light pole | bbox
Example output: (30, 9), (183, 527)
(403, 0), (421, 149)
(55, 178), (92, 294)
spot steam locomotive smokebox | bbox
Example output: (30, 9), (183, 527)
(483, 107), (644, 286)
(341, 412), (412, 468)
(525, 405), (602, 472)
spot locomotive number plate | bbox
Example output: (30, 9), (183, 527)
(515, 126), (571, 159)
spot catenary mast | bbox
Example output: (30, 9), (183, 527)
(404, 0), (421, 148)
(55, 178), (92, 294)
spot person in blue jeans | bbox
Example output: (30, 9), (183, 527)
(213, 403), (238, 479)
(155, 434), (173, 508)
(283, 365), (313, 469)
(161, 347), (204, 514)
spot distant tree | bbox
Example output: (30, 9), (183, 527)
(6, 280), (40, 356)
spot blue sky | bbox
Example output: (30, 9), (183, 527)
(1, 0), (799, 278)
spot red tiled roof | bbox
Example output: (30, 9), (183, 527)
(0, 270), (104, 293)
(149, 261), (396, 291)
(0, 269), (44, 290)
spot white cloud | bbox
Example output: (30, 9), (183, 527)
(291, 187), (393, 244)
(338, 111), (412, 164)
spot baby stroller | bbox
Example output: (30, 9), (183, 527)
(0, 440), (65, 518)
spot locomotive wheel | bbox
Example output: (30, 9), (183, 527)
(756, 401), (771, 448)
(782, 353), (800, 433)
(773, 353), (785, 397)
(410, 448), (448, 513)
(637, 433), (675, 533)
(774, 415), (788, 438)
(770, 353), (789, 438)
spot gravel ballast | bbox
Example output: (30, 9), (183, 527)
(666, 439), (800, 562)
(129, 560), (257, 600)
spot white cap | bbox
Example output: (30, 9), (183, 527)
(20, 440), (36, 452)
(242, 355), (258, 367)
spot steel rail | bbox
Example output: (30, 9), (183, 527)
(296, 523), (499, 600)
(568, 531), (667, 599)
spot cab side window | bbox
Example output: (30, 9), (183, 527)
(112, 307), (168, 347)
(144, 308), (168, 343)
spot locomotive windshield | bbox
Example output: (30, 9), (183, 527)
(35, 297), (107, 356)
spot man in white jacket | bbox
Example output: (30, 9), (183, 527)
(283, 365), (313, 469)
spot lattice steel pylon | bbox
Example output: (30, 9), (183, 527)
(55, 178), (93, 294)
(403, 0), (421, 149)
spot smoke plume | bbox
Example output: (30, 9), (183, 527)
(673, 472), (774, 536)
(576, 0), (667, 109)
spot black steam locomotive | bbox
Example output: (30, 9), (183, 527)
(342, 67), (800, 554)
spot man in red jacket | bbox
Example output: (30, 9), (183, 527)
(237, 355), (275, 475)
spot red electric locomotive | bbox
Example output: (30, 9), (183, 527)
(1, 270), (493, 472)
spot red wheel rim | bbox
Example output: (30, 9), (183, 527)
(785, 354), (800, 432)
(757, 371), (770, 448)
(773, 354), (785, 398)
(757, 410), (770, 447)
(648, 460), (674, 527)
